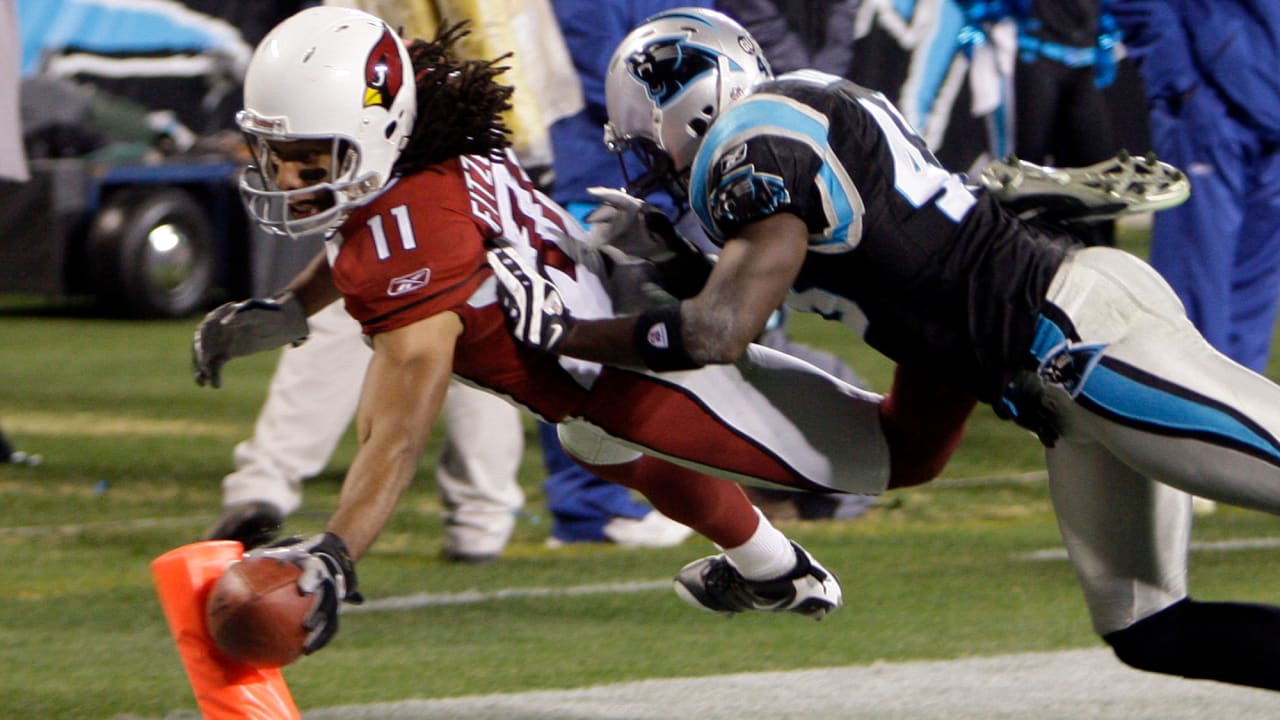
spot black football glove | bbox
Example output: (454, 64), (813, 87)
(486, 239), (575, 353)
(246, 532), (363, 654)
(192, 290), (308, 388)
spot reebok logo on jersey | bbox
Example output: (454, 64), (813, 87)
(646, 322), (670, 349)
(719, 143), (748, 175)
(387, 267), (431, 296)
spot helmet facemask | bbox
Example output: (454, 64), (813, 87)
(604, 9), (771, 205)
(239, 127), (373, 239)
(603, 125), (689, 208)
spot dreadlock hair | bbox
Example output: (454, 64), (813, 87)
(393, 21), (514, 176)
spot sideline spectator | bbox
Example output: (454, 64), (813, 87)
(1114, 0), (1280, 373)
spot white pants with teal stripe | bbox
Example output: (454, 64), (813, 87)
(1035, 246), (1280, 635)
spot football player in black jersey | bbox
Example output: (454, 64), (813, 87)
(489, 6), (1280, 691)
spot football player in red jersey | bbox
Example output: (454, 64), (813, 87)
(192, 7), (923, 655)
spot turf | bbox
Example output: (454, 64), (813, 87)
(2, 224), (1279, 718)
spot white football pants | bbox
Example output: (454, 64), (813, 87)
(1038, 246), (1280, 634)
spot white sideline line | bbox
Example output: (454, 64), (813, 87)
(1019, 536), (1280, 562)
(346, 580), (672, 614)
(932, 470), (1047, 488)
(112, 649), (1280, 720)
(295, 647), (1277, 720)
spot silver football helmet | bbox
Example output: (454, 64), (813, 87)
(604, 8), (771, 197)
(237, 6), (417, 238)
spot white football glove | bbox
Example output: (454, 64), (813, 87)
(192, 290), (308, 388)
(486, 239), (575, 352)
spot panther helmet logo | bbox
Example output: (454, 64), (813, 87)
(363, 28), (404, 110)
(627, 38), (719, 108)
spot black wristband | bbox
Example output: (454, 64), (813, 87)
(316, 532), (361, 601)
(634, 306), (701, 371)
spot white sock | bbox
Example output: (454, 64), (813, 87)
(720, 508), (797, 581)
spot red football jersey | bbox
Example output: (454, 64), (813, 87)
(325, 151), (889, 494)
(330, 151), (602, 421)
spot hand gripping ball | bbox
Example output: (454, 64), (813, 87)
(205, 556), (311, 668)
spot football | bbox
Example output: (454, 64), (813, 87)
(205, 556), (311, 668)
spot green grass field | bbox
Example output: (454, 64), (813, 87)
(3, 226), (1280, 718)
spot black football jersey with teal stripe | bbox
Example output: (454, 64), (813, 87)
(688, 71), (1067, 401)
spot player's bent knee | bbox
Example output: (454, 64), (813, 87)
(557, 419), (643, 466)
(883, 427), (962, 488)
(879, 367), (976, 489)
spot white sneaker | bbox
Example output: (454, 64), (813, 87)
(673, 541), (843, 620)
(443, 513), (514, 563)
(603, 511), (693, 548)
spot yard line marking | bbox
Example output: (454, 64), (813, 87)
(351, 536), (1280, 612)
(345, 580), (673, 613)
(932, 470), (1047, 488)
(2, 411), (242, 438)
(0, 515), (208, 536)
(1018, 536), (1280, 562)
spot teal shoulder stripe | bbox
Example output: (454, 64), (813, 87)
(704, 95), (830, 156)
(691, 93), (857, 246)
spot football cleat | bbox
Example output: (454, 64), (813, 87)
(977, 150), (1190, 222)
(673, 541), (842, 620)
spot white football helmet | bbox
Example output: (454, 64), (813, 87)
(237, 7), (417, 237)
(604, 8), (771, 196)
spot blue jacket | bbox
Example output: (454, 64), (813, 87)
(1113, 0), (1280, 139)
(549, 1), (714, 209)
(715, 0), (860, 76)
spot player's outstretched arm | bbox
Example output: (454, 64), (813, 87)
(323, 311), (462, 560)
(224, 312), (460, 658)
